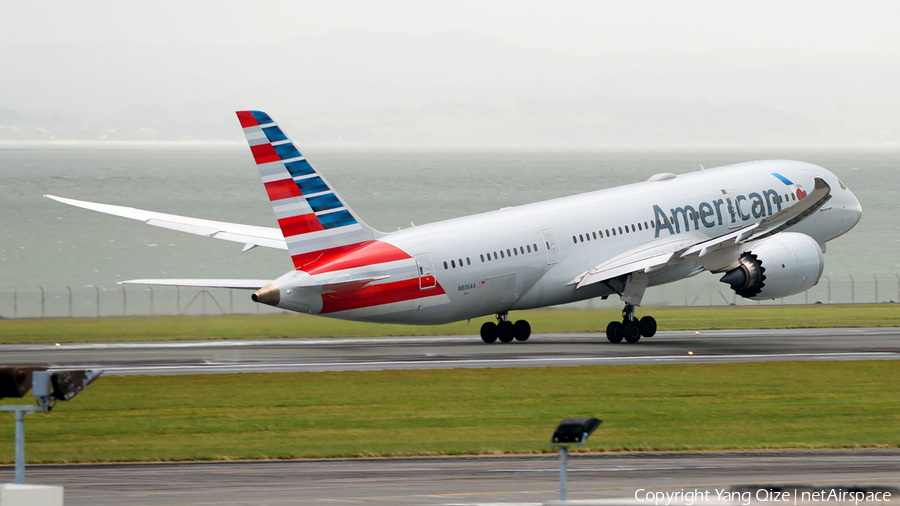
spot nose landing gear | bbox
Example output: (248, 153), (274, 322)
(606, 303), (656, 343)
(480, 312), (531, 343)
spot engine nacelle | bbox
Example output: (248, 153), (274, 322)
(719, 232), (825, 300)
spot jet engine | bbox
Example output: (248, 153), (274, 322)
(719, 232), (824, 300)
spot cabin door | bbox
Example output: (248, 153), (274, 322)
(540, 229), (561, 265)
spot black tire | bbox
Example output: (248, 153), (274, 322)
(513, 320), (531, 341)
(480, 322), (498, 343)
(606, 321), (623, 343)
(498, 321), (515, 343)
(639, 316), (657, 337)
(623, 321), (641, 343)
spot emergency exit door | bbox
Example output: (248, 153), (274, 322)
(415, 253), (437, 290)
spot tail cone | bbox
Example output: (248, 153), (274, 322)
(252, 284), (280, 306)
(720, 268), (747, 289)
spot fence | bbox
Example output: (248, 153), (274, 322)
(0, 275), (898, 319)
(0, 285), (285, 319)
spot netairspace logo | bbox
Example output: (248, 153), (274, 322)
(634, 488), (894, 506)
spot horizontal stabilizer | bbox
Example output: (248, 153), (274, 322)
(320, 275), (390, 292)
(45, 195), (287, 251)
(119, 279), (272, 290)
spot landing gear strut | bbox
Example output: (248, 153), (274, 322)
(481, 313), (531, 344)
(606, 303), (656, 344)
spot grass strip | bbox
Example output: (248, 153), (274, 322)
(1, 360), (898, 463)
(0, 304), (898, 345)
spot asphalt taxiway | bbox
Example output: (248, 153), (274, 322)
(1, 328), (898, 375)
(2, 450), (898, 506)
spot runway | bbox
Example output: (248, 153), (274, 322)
(1, 328), (898, 375)
(1, 450), (898, 505)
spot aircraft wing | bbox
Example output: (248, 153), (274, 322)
(45, 195), (287, 251)
(572, 177), (832, 289)
(679, 176), (832, 259)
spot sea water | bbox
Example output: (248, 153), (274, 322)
(1, 147), (898, 316)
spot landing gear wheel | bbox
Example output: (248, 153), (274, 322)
(639, 316), (657, 337)
(480, 322), (498, 343)
(513, 320), (531, 341)
(623, 321), (641, 343)
(606, 321), (623, 343)
(497, 321), (515, 343)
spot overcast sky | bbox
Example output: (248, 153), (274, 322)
(2, 1), (899, 146)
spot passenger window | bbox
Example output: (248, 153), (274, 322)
(458, 258), (463, 267)
(520, 246), (524, 254)
(534, 243), (539, 251)
(612, 228), (617, 236)
(419, 266), (423, 275)
(527, 245), (531, 253)
(480, 254), (485, 262)
(466, 257), (471, 265)
(443, 261), (448, 269)
(592, 231), (597, 240)
(506, 249), (511, 257)
(605, 229), (610, 236)
(494, 252), (498, 260)
(500, 250), (505, 258)
(513, 248), (518, 256)
(579, 234), (584, 242)
(631, 224), (636, 232)
(451, 260), (456, 268)
(650, 221), (655, 228)
(791, 193), (796, 201)
(637, 223), (642, 231)
(619, 226), (623, 234)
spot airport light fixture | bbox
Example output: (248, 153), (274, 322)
(0, 366), (102, 485)
(550, 417), (602, 502)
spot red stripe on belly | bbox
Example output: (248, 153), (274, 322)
(291, 244), (361, 270)
(302, 241), (410, 275)
(320, 278), (445, 314)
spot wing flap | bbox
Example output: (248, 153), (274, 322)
(45, 195), (287, 251)
(569, 237), (696, 288)
(576, 251), (674, 289)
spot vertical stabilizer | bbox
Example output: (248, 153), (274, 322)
(236, 111), (379, 269)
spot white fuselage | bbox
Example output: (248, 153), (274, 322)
(273, 160), (861, 324)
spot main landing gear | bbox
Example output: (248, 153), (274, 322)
(606, 303), (656, 344)
(481, 313), (531, 344)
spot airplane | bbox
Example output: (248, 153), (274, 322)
(46, 110), (863, 344)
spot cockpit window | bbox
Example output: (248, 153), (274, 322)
(838, 179), (848, 190)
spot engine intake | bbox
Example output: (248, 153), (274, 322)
(720, 232), (824, 300)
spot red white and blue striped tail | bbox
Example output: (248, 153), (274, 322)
(236, 110), (377, 270)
